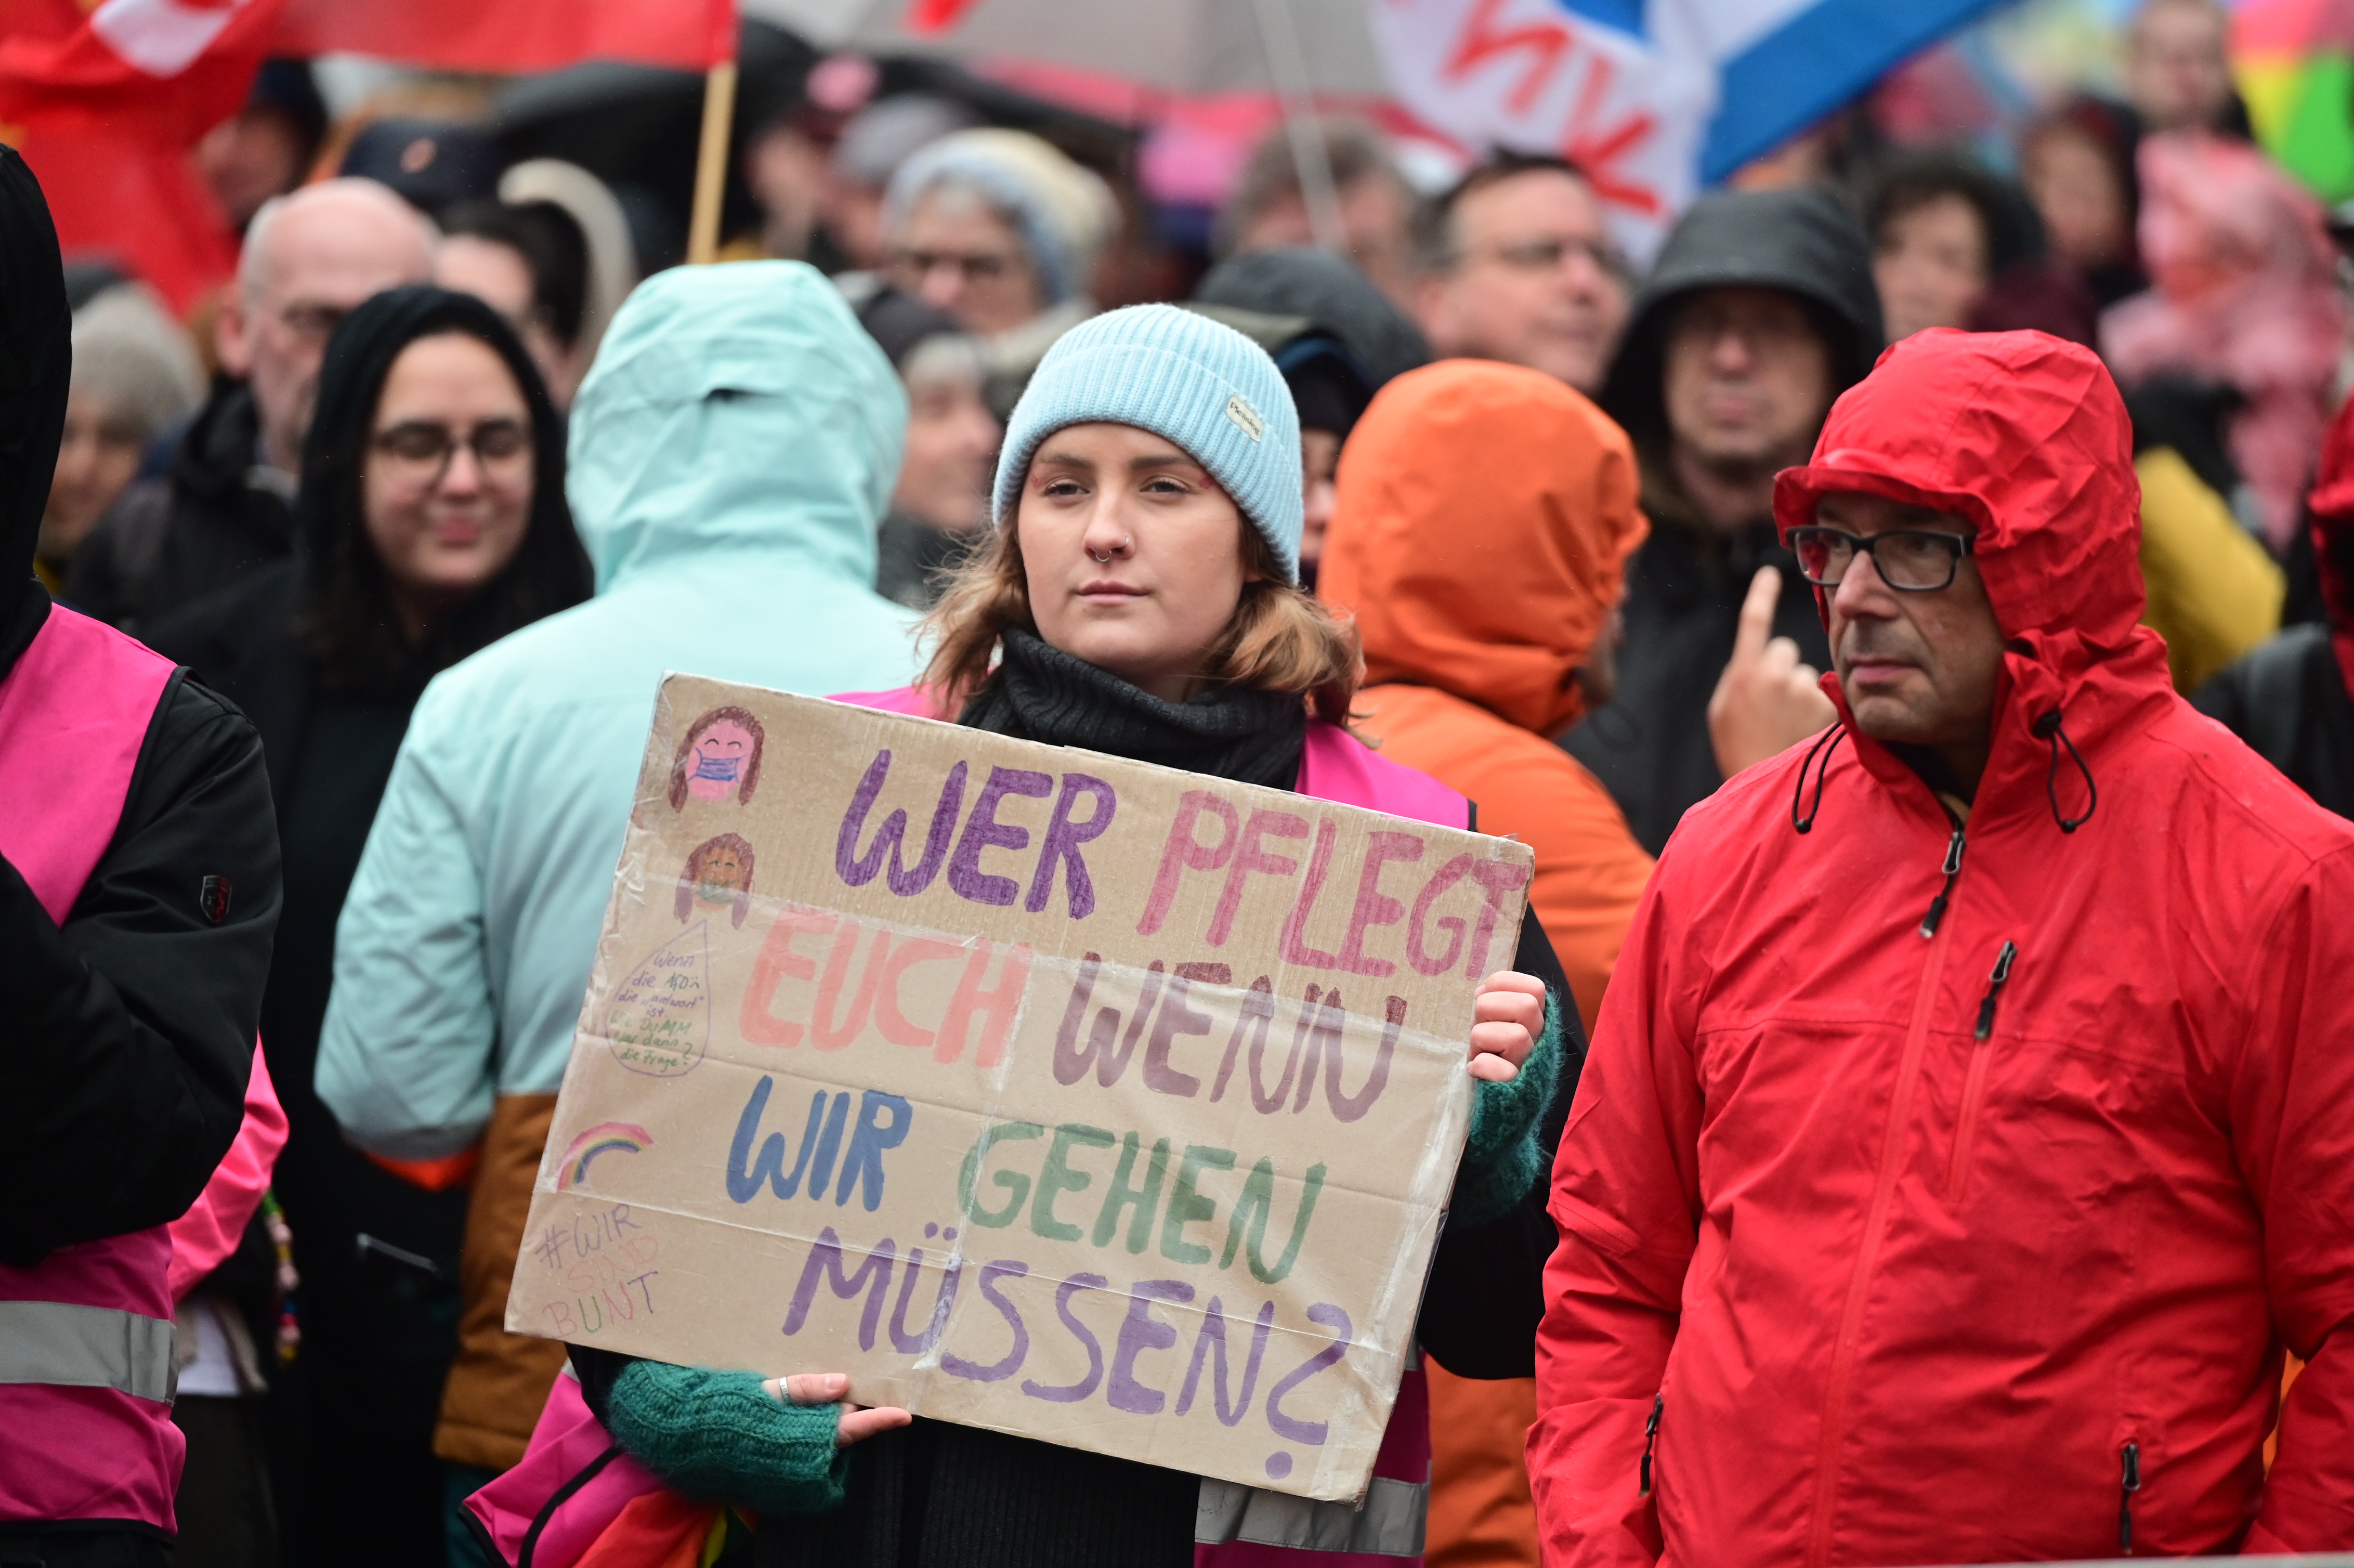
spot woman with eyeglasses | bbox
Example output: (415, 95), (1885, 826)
(150, 284), (590, 1568)
(878, 128), (1117, 402)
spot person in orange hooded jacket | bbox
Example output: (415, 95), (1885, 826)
(1321, 359), (1655, 1568)
(1532, 328), (2354, 1565)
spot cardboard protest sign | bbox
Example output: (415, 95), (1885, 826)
(509, 676), (1534, 1502)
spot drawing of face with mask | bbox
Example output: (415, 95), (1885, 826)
(669, 704), (767, 808)
(676, 832), (756, 927)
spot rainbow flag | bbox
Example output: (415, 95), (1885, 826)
(2235, 0), (2354, 201)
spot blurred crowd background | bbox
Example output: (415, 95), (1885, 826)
(21, 0), (2354, 1563)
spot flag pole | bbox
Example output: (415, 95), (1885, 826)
(687, 59), (738, 265)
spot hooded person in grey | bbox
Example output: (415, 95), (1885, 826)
(1191, 246), (1430, 586)
(1561, 188), (1882, 854)
(315, 260), (920, 1479)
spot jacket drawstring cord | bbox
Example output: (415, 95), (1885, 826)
(2030, 710), (2098, 833)
(1790, 726), (1847, 834)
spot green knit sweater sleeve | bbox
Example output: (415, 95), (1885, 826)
(604, 1361), (849, 1515)
(1450, 991), (1564, 1229)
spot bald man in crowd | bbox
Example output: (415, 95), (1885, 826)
(68, 178), (436, 633)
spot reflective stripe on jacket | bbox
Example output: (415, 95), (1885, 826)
(0, 605), (182, 1529)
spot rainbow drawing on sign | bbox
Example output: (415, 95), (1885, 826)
(557, 1123), (653, 1190)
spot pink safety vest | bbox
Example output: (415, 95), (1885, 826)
(467, 687), (1470, 1567)
(0, 606), (187, 1532)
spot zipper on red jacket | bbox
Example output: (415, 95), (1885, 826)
(1946, 939), (2019, 1198)
(1638, 1391), (1663, 1498)
(1919, 825), (1966, 938)
(1973, 941), (2017, 1039)
(2118, 1440), (2141, 1554)
(1807, 803), (1987, 1561)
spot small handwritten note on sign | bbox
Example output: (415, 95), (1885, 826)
(510, 676), (1534, 1502)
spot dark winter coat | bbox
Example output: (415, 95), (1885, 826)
(146, 286), (587, 1563)
(0, 145), (279, 1267)
(1564, 188), (1879, 854)
(63, 378), (295, 637)
(2195, 388), (2354, 820)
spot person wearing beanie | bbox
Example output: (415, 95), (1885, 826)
(881, 127), (1117, 398)
(539, 305), (1578, 1568)
(39, 284), (204, 591)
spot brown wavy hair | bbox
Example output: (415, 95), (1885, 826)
(668, 705), (766, 809)
(676, 832), (755, 927)
(919, 518), (1363, 725)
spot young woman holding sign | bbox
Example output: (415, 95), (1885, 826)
(479, 306), (1576, 1568)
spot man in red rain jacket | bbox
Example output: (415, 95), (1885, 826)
(1529, 329), (2354, 1565)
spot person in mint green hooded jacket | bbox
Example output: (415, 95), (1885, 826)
(313, 261), (921, 1515)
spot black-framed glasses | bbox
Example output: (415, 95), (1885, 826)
(1788, 525), (1976, 592)
(370, 419), (533, 489)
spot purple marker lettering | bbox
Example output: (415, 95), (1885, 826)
(1323, 996), (1406, 1123)
(781, 1226), (896, 1352)
(1026, 774), (1117, 917)
(887, 1248), (961, 1354)
(1264, 1302), (1352, 1444)
(1021, 1273), (1109, 1402)
(940, 1260), (1031, 1382)
(1107, 1280), (1196, 1415)
(1250, 983), (1318, 1114)
(947, 766), (1052, 906)
(1208, 975), (1275, 1104)
(1143, 963), (1228, 1097)
(835, 752), (968, 896)
(1176, 1298), (1277, 1426)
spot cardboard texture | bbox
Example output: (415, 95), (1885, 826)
(508, 676), (1534, 1502)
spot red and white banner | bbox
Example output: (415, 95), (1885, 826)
(270, 0), (736, 73)
(0, 0), (287, 308)
(1370, 0), (1718, 263)
(0, 0), (287, 143)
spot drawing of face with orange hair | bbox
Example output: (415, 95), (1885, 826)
(670, 705), (765, 808)
(677, 833), (755, 927)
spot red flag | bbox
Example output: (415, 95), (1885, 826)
(0, 0), (287, 143)
(0, 0), (279, 311)
(269, 0), (737, 73)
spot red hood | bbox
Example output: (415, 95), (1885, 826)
(1773, 330), (2174, 820)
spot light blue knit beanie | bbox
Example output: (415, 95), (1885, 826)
(992, 304), (1305, 583)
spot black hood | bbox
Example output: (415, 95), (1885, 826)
(0, 148), (70, 676)
(1599, 187), (1882, 445)
(1193, 246), (1430, 389)
(295, 284), (588, 697)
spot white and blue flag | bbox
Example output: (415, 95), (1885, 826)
(1373, 0), (2008, 258)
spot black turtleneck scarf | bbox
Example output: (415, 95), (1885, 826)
(957, 627), (1308, 789)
